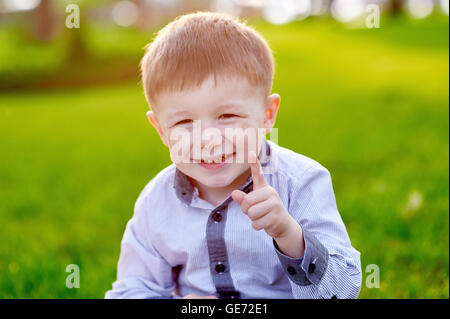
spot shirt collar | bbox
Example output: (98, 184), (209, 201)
(173, 138), (273, 206)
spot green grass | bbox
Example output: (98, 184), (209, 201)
(0, 16), (448, 298)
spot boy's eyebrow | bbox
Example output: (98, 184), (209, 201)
(215, 102), (246, 112)
(168, 110), (191, 118)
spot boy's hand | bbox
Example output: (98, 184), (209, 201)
(231, 151), (300, 241)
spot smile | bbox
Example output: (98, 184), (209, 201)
(198, 152), (236, 169)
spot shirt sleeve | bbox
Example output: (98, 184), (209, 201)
(105, 192), (180, 299)
(272, 165), (362, 299)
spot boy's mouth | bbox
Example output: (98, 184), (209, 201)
(198, 152), (236, 169)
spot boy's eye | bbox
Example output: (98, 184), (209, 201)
(174, 119), (193, 126)
(219, 114), (238, 120)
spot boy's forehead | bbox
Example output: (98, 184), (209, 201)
(154, 75), (265, 110)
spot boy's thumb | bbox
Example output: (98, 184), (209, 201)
(231, 190), (246, 206)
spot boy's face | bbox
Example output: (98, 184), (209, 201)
(147, 75), (280, 190)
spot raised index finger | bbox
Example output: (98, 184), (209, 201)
(249, 151), (267, 189)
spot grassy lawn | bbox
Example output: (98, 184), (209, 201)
(0, 16), (448, 298)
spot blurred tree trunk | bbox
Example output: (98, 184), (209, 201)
(31, 0), (55, 42)
(391, 0), (403, 15)
(65, 2), (89, 62)
(68, 27), (88, 62)
(65, 0), (115, 61)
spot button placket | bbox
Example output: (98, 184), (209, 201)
(206, 204), (240, 298)
(212, 211), (222, 222)
(215, 262), (226, 273)
(287, 266), (296, 275)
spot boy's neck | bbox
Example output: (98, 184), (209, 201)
(192, 169), (251, 207)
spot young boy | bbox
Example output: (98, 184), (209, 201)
(105, 11), (361, 299)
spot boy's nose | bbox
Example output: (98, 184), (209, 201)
(199, 125), (223, 148)
(200, 135), (223, 159)
(201, 133), (222, 148)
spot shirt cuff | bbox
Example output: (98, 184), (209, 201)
(273, 228), (329, 286)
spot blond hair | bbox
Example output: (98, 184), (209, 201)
(140, 11), (275, 107)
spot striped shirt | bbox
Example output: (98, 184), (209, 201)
(105, 139), (361, 299)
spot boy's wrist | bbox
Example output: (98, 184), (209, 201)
(273, 218), (305, 259)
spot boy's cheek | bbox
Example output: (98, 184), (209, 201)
(233, 132), (264, 164)
(168, 140), (192, 164)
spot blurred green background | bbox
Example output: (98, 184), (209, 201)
(0, 0), (448, 298)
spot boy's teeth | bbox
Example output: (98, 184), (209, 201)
(202, 156), (224, 164)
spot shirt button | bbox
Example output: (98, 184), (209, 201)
(308, 263), (316, 274)
(287, 266), (296, 275)
(215, 263), (226, 273)
(212, 212), (222, 222)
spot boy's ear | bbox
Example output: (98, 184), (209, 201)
(146, 110), (168, 146)
(264, 93), (281, 134)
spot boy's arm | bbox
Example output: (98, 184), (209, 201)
(232, 153), (361, 299)
(273, 166), (362, 299)
(105, 195), (179, 299)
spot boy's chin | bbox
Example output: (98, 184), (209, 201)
(195, 174), (237, 189)
(193, 167), (248, 189)
(178, 164), (249, 190)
